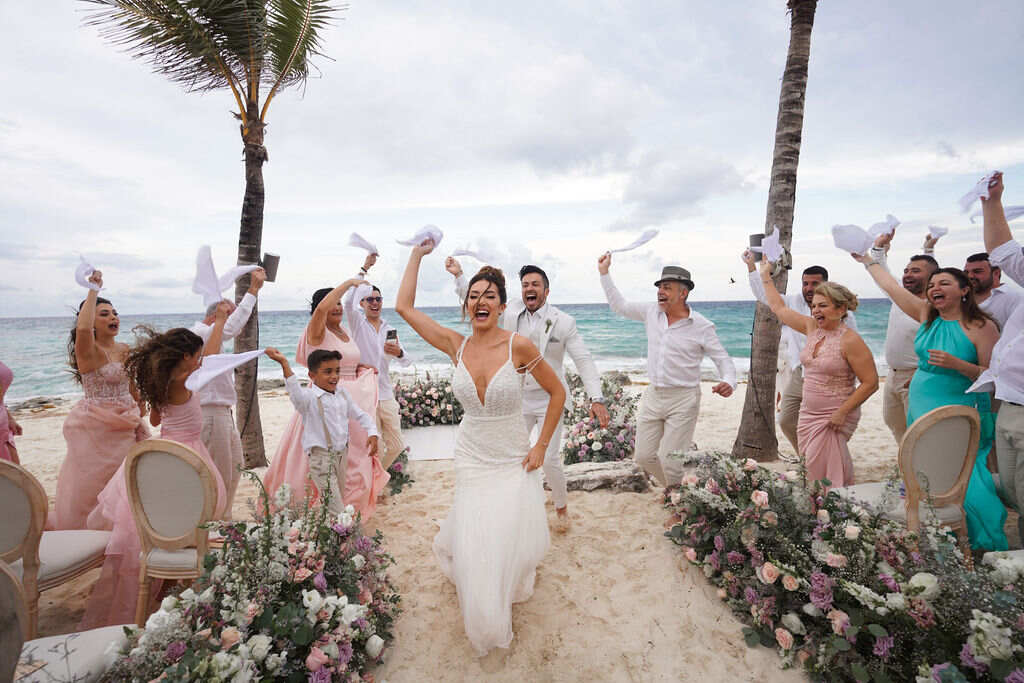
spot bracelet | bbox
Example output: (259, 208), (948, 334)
(864, 261), (880, 268)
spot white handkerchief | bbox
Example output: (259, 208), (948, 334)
(928, 225), (949, 239)
(609, 229), (659, 253)
(965, 369), (996, 395)
(185, 349), (266, 392)
(959, 172), (997, 212)
(348, 232), (379, 255)
(353, 283), (375, 303)
(192, 245), (261, 308)
(868, 214), (900, 239)
(970, 205), (1024, 224)
(396, 224), (444, 248)
(74, 256), (102, 291)
(451, 248), (491, 262)
(750, 227), (784, 263)
(831, 224), (874, 256)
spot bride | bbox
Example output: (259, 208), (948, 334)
(395, 239), (566, 656)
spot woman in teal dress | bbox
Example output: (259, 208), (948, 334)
(857, 250), (1006, 550)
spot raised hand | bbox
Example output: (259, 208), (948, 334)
(363, 253), (378, 272)
(597, 252), (611, 274)
(248, 268), (267, 292)
(741, 249), (757, 271)
(983, 171), (1004, 204)
(88, 269), (103, 288)
(265, 347), (287, 364)
(923, 233), (940, 250)
(872, 230), (895, 252)
(214, 301), (232, 322)
(413, 238), (436, 256)
(445, 256), (463, 277)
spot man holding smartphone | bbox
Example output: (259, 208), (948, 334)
(344, 253), (412, 472)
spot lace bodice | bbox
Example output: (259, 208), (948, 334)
(453, 335), (523, 418)
(81, 361), (134, 406)
(800, 324), (855, 397)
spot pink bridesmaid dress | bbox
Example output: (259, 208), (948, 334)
(0, 361), (17, 463)
(82, 392), (226, 628)
(263, 322), (388, 518)
(55, 360), (149, 529)
(796, 324), (860, 488)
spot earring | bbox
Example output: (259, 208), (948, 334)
(962, 295), (967, 302)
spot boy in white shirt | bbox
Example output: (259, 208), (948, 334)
(266, 347), (379, 514)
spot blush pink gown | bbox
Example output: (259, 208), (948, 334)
(796, 324), (860, 488)
(55, 361), (149, 530)
(82, 392), (226, 628)
(263, 322), (388, 518)
(0, 361), (17, 463)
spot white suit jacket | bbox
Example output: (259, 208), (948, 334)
(454, 275), (603, 411)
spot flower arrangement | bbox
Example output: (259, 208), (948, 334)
(103, 477), (401, 682)
(386, 449), (414, 496)
(561, 371), (639, 465)
(394, 373), (464, 428)
(665, 452), (1024, 682)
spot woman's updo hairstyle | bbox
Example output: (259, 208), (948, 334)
(462, 266), (507, 318)
(813, 282), (859, 319)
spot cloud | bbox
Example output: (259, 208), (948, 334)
(139, 277), (190, 289)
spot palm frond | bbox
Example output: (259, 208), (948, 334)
(260, 0), (339, 120)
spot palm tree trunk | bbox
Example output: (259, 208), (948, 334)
(732, 0), (817, 462)
(234, 100), (269, 468)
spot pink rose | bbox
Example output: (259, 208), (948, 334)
(825, 553), (848, 569)
(287, 528), (300, 542)
(751, 490), (769, 507)
(761, 511), (779, 527)
(294, 567), (313, 582)
(219, 626), (241, 649)
(684, 547), (698, 562)
(306, 646), (329, 672)
(758, 562), (780, 584)
(782, 575), (799, 591)
(827, 609), (850, 635)
(681, 473), (699, 487)
(743, 458), (758, 471)
(775, 628), (794, 650)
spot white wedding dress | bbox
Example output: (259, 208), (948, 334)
(434, 333), (551, 655)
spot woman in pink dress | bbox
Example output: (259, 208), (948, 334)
(759, 261), (878, 487)
(264, 277), (389, 518)
(82, 322), (228, 628)
(0, 361), (21, 463)
(55, 270), (149, 530)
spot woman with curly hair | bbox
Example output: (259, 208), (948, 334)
(82, 315), (229, 628)
(55, 269), (149, 530)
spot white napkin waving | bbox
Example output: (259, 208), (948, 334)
(609, 229), (659, 253)
(959, 172), (998, 212)
(451, 248), (491, 262)
(396, 224), (444, 248)
(185, 349), (266, 392)
(749, 227), (784, 263)
(75, 256), (102, 292)
(348, 232), (379, 255)
(192, 245), (261, 308)
(965, 369), (996, 395)
(868, 214), (900, 239)
(970, 205), (1024, 224)
(832, 224), (874, 256)
(928, 225), (949, 239)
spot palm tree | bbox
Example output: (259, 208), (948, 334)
(83, 0), (338, 466)
(732, 0), (818, 462)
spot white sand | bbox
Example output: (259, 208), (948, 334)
(5, 380), (976, 681)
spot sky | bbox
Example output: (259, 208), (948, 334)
(1, 1), (1023, 318)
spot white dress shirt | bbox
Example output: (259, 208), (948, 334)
(988, 239), (1024, 405)
(868, 247), (922, 371)
(284, 375), (379, 453)
(189, 293), (256, 407)
(343, 278), (412, 402)
(747, 271), (858, 371)
(601, 273), (737, 389)
(979, 284), (1022, 331)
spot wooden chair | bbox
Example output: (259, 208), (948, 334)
(0, 560), (128, 683)
(838, 404), (980, 544)
(124, 439), (217, 627)
(0, 461), (110, 639)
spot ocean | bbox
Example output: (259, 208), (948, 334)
(0, 300), (894, 404)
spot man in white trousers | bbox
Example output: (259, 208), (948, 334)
(598, 254), (736, 488)
(448, 257), (608, 532)
(189, 267), (267, 519)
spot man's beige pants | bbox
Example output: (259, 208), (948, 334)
(777, 368), (804, 454)
(882, 368), (915, 445)
(376, 399), (406, 470)
(200, 405), (243, 520)
(308, 446), (349, 515)
(635, 385), (701, 487)
(995, 402), (1024, 543)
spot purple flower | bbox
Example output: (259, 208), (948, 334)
(1004, 671), (1024, 683)
(714, 535), (725, 551)
(872, 635), (894, 659)
(744, 587), (759, 605)
(392, 462), (403, 472)
(748, 548), (764, 568)
(878, 573), (900, 593)
(337, 640), (354, 666)
(930, 663), (951, 682)
(708, 550), (721, 571)
(354, 536), (374, 553)
(355, 617), (370, 631)
(165, 641), (187, 662)
(959, 642), (987, 675)
(809, 572), (834, 612)
(309, 668), (332, 683)
(313, 572), (327, 592)
(727, 551), (746, 566)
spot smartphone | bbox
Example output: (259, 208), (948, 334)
(386, 329), (398, 341)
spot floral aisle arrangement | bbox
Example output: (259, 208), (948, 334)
(562, 372), (640, 465)
(665, 452), (1024, 682)
(394, 373), (464, 428)
(103, 479), (401, 682)
(386, 449), (414, 496)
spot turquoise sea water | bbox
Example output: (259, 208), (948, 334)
(0, 300), (893, 403)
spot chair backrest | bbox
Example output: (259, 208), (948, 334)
(124, 439), (217, 556)
(0, 561), (28, 678)
(0, 461), (45, 573)
(899, 404), (979, 521)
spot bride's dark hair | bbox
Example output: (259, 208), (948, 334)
(462, 266), (507, 319)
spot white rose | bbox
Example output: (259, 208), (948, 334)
(365, 634), (386, 659)
(592, 442), (603, 451)
(352, 554), (366, 569)
(844, 525), (861, 540)
(302, 589), (326, 615)
(802, 603), (823, 618)
(144, 610), (170, 631)
(908, 572), (940, 600)
(322, 641), (340, 660)
(885, 593), (906, 611)
(212, 651), (241, 675)
(179, 588), (197, 603)
(198, 586), (216, 604)
(816, 509), (830, 524)
(781, 612), (806, 635)
(342, 602), (367, 624)
(160, 596), (178, 612)
(265, 653), (284, 672)
(247, 634), (273, 662)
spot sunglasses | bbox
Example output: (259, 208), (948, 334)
(364, 296), (383, 304)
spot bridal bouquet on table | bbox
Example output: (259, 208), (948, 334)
(102, 477), (401, 683)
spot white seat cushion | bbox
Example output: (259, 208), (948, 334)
(146, 547), (198, 571)
(19, 624), (128, 683)
(836, 482), (962, 525)
(10, 531), (110, 584)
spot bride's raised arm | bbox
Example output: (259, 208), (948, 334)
(395, 239), (465, 363)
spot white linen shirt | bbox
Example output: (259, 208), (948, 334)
(284, 375), (379, 453)
(747, 271), (858, 371)
(979, 284), (1022, 331)
(343, 278), (412, 402)
(988, 239), (1024, 405)
(601, 273), (737, 389)
(188, 293), (256, 407)
(869, 247), (922, 371)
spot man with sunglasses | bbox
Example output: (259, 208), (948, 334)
(344, 253), (412, 474)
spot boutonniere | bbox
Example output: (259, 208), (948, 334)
(544, 319), (553, 334)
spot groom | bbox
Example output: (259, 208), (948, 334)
(447, 257), (609, 532)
